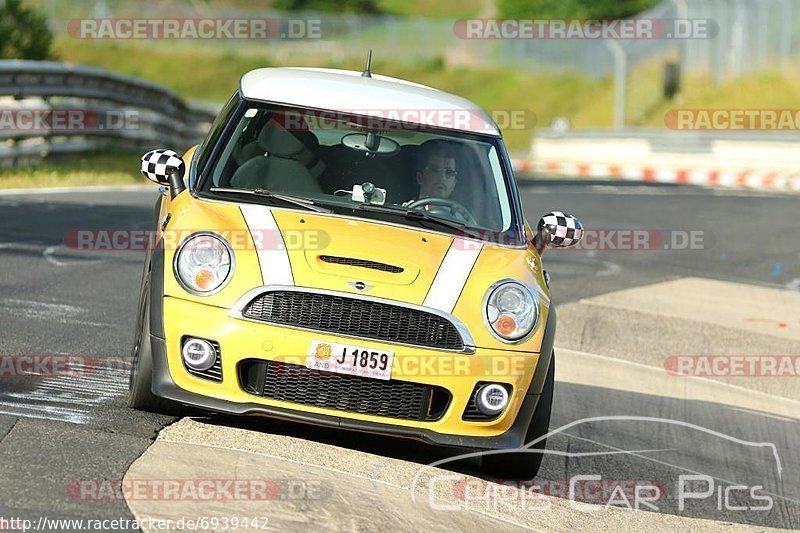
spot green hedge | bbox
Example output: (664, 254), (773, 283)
(0, 0), (54, 60)
(497, 0), (660, 20)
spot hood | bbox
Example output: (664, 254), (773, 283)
(247, 207), (482, 308)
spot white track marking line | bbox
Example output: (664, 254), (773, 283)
(578, 276), (800, 341)
(557, 347), (800, 419)
(0, 298), (114, 327)
(596, 260), (621, 276)
(41, 244), (104, 267)
(42, 245), (66, 266)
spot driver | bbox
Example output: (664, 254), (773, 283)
(410, 142), (458, 202)
(402, 141), (475, 225)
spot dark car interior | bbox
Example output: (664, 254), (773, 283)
(208, 109), (507, 230)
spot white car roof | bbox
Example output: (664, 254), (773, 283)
(239, 67), (501, 137)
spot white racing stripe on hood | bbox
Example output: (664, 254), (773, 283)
(240, 204), (294, 286)
(423, 238), (482, 314)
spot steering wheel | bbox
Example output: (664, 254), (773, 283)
(406, 197), (478, 226)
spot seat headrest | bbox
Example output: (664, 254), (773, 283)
(257, 119), (305, 158)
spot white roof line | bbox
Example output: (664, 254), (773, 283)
(238, 67), (501, 136)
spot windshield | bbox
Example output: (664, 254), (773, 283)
(198, 102), (520, 242)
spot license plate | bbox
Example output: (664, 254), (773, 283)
(307, 340), (394, 380)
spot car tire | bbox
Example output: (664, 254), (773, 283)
(480, 352), (555, 480)
(128, 275), (177, 414)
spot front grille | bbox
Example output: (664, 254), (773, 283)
(319, 255), (403, 274)
(238, 360), (451, 421)
(462, 382), (513, 421)
(242, 291), (466, 351)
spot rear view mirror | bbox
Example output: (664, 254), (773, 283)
(535, 211), (584, 252)
(342, 133), (400, 155)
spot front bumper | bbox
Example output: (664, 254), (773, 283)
(150, 295), (556, 450)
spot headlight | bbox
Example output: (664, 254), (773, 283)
(174, 232), (234, 295)
(483, 280), (539, 342)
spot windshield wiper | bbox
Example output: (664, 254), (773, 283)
(355, 203), (482, 239)
(209, 187), (331, 213)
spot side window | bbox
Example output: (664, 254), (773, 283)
(194, 93), (241, 178)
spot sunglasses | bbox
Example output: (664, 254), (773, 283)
(426, 166), (458, 179)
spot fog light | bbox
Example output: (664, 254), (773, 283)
(181, 338), (216, 371)
(476, 383), (510, 416)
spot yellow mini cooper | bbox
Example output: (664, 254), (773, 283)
(128, 66), (584, 479)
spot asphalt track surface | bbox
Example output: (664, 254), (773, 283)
(0, 180), (797, 531)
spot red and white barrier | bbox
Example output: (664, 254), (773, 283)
(511, 159), (800, 192)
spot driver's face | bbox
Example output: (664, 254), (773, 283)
(416, 156), (457, 199)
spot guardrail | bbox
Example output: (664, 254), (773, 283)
(0, 60), (217, 166)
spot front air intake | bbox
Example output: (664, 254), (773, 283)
(319, 255), (404, 274)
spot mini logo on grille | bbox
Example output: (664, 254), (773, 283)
(347, 281), (373, 291)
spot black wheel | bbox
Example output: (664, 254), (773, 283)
(128, 276), (177, 414)
(481, 352), (555, 480)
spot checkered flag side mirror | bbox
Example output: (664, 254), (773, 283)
(140, 149), (185, 185)
(536, 211), (584, 250)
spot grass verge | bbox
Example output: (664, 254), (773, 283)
(0, 152), (143, 189)
(56, 38), (800, 151)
